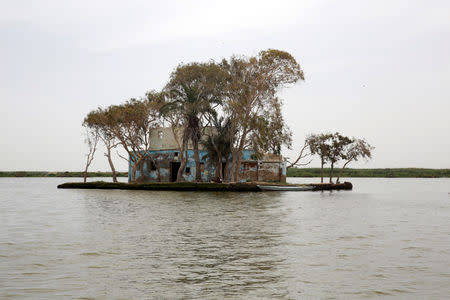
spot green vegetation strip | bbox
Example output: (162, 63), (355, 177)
(3, 169), (449, 178)
(287, 168), (450, 178)
(0, 171), (128, 178)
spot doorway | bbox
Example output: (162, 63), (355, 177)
(170, 162), (181, 182)
(222, 162), (227, 178)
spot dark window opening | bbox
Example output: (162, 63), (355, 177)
(149, 161), (157, 170)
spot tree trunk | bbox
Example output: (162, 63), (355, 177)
(83, 169), (88, 183)
(229, 124), (248, 183)
(229, 157), (236, 182)
(193, 137), (202, 182)
(223, 158), (230, 182)
(177, 157), (187, 182)
(177, 142), (188, 182)
(329, 162), (334, 183)
(106, 147), (117, 183)
(229, 149), (239, 182)
(131, 158), (138, 182)
(336, 160), (351, 183)
(217, 153), (223, 179)
(157, 160), (161, 182)
(320, 159), (324, 183)
(234, 149), (243, 182)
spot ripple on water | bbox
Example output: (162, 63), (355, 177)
(80, 252), (101, 256)
(1, 177), (450, 299)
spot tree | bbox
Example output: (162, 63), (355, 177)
(83, 108), (120, 182)
(201, 115), (233, 180)
(336, 139), (374, 183)
(104, 96), (162, 181)
(286, 140), (312, 169)
(221, 49), (304, 182)
(162, 62), (226, 182)
(158, 91), (186, 181)
(326, 133), (353, 183)
(82, 126), (99, 183)
(248, 97), (293, 157)
(306, 133), (333, 183)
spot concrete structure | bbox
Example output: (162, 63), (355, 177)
(128, 128), (286, 183)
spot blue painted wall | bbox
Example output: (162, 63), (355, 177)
(128, 149), (286, 182)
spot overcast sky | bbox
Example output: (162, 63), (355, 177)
(1, 0), (449, 171)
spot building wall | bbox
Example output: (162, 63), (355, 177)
(129, 149), (223, 183)
(239, 160), (286, 183)
(149, 127), (215, 151)
(128, 149), (286, 183)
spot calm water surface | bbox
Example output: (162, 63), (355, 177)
(1, 177), (449, 299)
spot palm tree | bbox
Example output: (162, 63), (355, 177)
(161, 62), (225, 181)
(201, 115), (233, 181)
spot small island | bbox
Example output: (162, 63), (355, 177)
(57, 181), (353, 192)
(61, 49), (375, 191)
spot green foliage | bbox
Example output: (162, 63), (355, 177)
(287, 168), (450, 178)
(249, 97), (292, 156)
(80, 49), (305, 183)
(200, 115), (233, 175)
(161, 61), (229, 182)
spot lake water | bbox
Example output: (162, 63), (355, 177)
(1, 177), (449, 299)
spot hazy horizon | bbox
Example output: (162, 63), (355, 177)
(2, 0), (449, 171)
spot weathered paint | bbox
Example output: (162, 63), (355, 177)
(148, 127), (216, 151)
(129, 149), (286, 183)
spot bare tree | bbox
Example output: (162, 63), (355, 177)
(287, 141), (312, 169)
(82, 127), (99, 183)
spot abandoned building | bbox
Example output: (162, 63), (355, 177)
(128, 127), (287, 183)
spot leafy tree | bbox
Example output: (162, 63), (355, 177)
(83, 108), (120, 182)
(201, 115), (233, 180)
(221, 49), (304, 182)
(103, 96), (162, 181)
(162, 62), (226, 182)
(336, 139), (374, 183)
(326, 133), (353, 183)
(248, 97), (292, 157)
(306, 133), (333, 183)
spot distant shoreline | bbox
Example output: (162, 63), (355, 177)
(1, 168), (449, 178)
(0, 171), (128, 178)
(287, 168), (450, 178)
